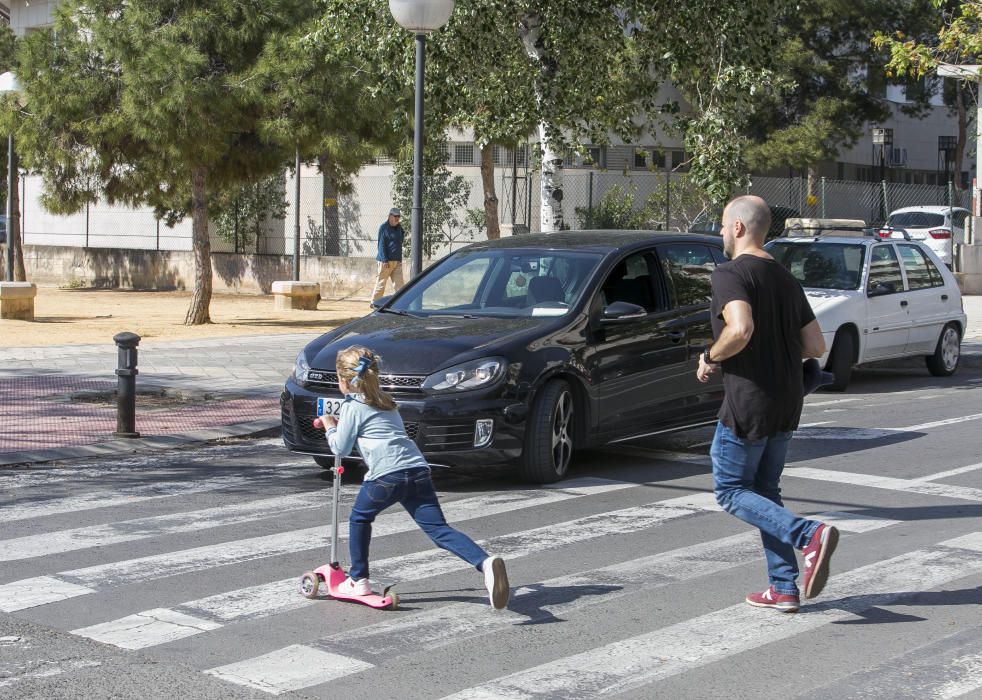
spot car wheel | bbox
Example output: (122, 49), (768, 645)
(926, 323), (960, 377)
(520, 379), (575, 484)
(825, 330), (854, 392)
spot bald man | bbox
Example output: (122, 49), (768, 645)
(697, 195), (836, 612)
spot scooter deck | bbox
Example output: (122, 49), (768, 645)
(317, 563), (398, 609)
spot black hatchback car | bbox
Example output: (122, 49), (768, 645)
(281, 231), (726, 483)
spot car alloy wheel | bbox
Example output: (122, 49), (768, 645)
(551, 389), (574, 476)
(927, 323), (961, 377)
(520, 379), (576, 483)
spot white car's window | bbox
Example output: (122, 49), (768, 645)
(898, 244), (943, 290)
(867, 245), (904, 294)
(887, 212), (945, 229)
(768, 241), (864, 290)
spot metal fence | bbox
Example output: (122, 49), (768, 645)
(19, 169), (971, 259)
(747, 176), (966, 227)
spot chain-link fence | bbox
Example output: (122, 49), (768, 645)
(19, 169), (973, 259)
(747, 176), (967, 227)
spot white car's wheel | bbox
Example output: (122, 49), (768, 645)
(926, 323), (960, 377)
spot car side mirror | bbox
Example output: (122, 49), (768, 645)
(601, 301), (648, 323)
(867, 282), (895, 297)
(371, 295), (392, 309)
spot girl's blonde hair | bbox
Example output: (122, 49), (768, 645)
(335, 346), (397, 411)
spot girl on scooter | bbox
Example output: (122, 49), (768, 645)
(322, 345), (510, 610)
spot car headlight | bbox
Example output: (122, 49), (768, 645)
(422, 358), (506, 393)
(293, 351), (311, 384)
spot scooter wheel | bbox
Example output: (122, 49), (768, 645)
(299, 572), (319, 599)
(387, 591), (399, 610)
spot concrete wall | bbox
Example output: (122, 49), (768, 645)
(955, 243), (982, 295)
(21, 245), (384, 300)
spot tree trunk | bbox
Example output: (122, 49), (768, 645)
(318, 154), (341, 256)
(12, 163), (25, 281)
(518, 11), (564, 232)
(480, 143), (500, 240)
(185, 166), (212, 325)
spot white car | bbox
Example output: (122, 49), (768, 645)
(885, 205), (970, 266)
(766, 234), (967, 391)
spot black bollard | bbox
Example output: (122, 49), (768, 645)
(113, 331), (141, 438)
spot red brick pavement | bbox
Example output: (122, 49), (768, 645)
(0, 375), (279, 454)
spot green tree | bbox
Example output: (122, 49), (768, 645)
(744, 0), (940, 208)
(14, 0), (323, 324)
(392, 139), (481, 258)
(874, 1), (980, 188)
(212, 176), (289, 254)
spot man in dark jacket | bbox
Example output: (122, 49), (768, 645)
(697, 195), (836, 613)
(372, 207), (405, 306)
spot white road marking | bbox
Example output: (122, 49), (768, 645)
(805, 398), (862, 407)
(0, 492), (327, 562)
(440, 533), (982, 699)
(0, 659), (103, 690)
(0, 477), (639, 612)
(785, 467), (982, 502)
(915, 461), (982, 483)
(72, 609), (222, 650)
(205, 645), (372, 696)
(901, 412), (982, 431)
(0, 465), (312, 524)
(74, 492), (722, 649)
(184, 509), (897, 692)
(0, 577), (95, 612)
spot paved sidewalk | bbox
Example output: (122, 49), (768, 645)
(2, 295), (981, 467)
(0, 332), (318, 466)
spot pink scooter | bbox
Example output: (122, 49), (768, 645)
(299, 418), (398, 610)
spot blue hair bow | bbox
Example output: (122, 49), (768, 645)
(350, 355), (373, 387)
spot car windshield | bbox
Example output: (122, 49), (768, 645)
(887, 212), (945, 229)
(389, 248), (604, 318)
(767, 241), (866, 290)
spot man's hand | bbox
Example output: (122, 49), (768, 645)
(696, 355), (717, 383)
(323, 415), (338, 428)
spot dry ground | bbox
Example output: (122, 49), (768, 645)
(0, 286), (368, 347)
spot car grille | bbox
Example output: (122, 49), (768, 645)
(305, 371), (425, 395)
(423, 421), (476, 451)
(295, 411), (420, 449)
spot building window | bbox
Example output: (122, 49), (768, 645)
(452, 143), (475, 166)
(670, 149), (688, 171)
(564, 145), (605, 168)
(634, 147), (666, 170)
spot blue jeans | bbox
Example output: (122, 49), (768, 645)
(711, 422), (820, 595)
(348, 467), (489, 580)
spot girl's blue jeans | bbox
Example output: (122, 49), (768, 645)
(711, 422), (820, 596)
(347, 467), (488, 581)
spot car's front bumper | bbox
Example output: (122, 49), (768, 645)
(280, 378), (527, 468)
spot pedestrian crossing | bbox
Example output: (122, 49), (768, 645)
(1, 451), (981, 698)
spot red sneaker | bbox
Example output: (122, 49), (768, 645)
(801, 523), (839, 599)
(745, 586), (800, 612)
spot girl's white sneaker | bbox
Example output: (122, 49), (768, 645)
(482, 556), (510, 610)
(338, 577), (372, 596)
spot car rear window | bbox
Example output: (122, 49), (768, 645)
(887, 212), (945, 229)
(767, 242), (865, 290)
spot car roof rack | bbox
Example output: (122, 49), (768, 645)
(783, 217), (869, 238)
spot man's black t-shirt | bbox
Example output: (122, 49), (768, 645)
(709, 254), (816, 439)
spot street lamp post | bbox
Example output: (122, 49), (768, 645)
(0, 71), (19, 282)
(872, 127), (893, 223)
(388, 0), (455, 279)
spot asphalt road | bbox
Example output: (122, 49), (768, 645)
(1, 363), (981, 699)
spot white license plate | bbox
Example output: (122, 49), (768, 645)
(316, 397), (344, 417)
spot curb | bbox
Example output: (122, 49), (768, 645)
(0, 418), (281, 468)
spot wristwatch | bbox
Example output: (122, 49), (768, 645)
(703, 347), (714, 365)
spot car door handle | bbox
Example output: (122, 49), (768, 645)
(941, 294), (949, 301)
(667, 330), (685, 342)
(900, 300), (908, 308)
